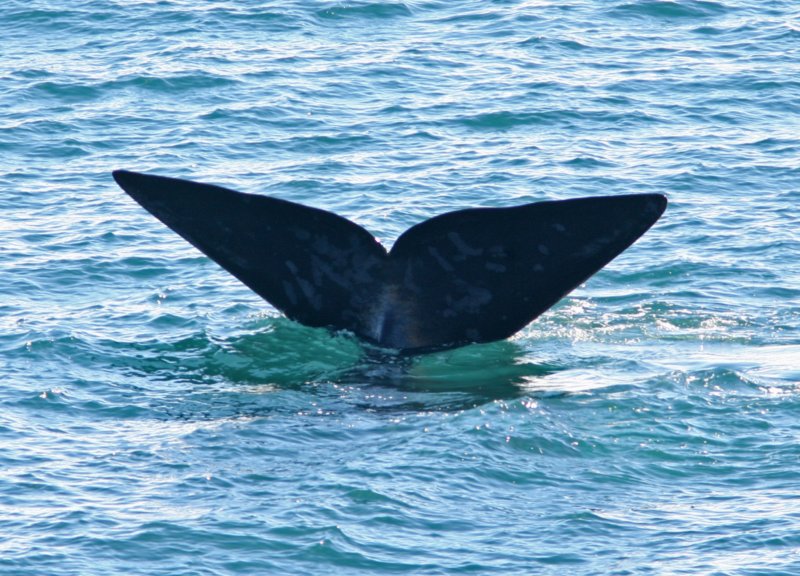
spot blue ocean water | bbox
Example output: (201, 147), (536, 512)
(2, 0), (800, 573)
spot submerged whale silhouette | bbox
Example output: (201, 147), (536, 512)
(113, 170), (666, 354)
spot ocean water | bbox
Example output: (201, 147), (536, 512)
(2, 0), (800, 573)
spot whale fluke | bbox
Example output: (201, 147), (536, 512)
(113, 170), (666, 354)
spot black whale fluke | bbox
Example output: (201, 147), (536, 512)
(113, 170), (666, 354)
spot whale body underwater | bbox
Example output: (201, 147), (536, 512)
(113, 170), (667, 355)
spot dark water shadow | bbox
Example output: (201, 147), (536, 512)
(336, 339), (561, 410)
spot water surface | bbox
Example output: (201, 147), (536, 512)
(2, 1), (799, 574)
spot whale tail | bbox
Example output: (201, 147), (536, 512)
(113, 170), (666, 354)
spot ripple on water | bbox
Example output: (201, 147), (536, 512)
(608, 0), (730, 20)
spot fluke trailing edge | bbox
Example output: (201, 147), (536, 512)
(113, 170), (667, 354)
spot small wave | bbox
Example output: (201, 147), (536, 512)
(29, 81), (102, 103)
(316, 2), (412, 20)
(4, 7), (84, 28)
(561, 156), (616, 169)
(741, 137), (800, 155)
(110, 73), (239, 93)
(608, 0), (728, 20)
(275, 133), (381, 154)
(517, 36), (591, 52)
(204, 6), (300, 28)
(456, 109), (664, 131)
(691, 23), (758, 37)
(457, 110), (582, 130)
(432, 8), (503, 25)
(22, 73), (238, 106)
